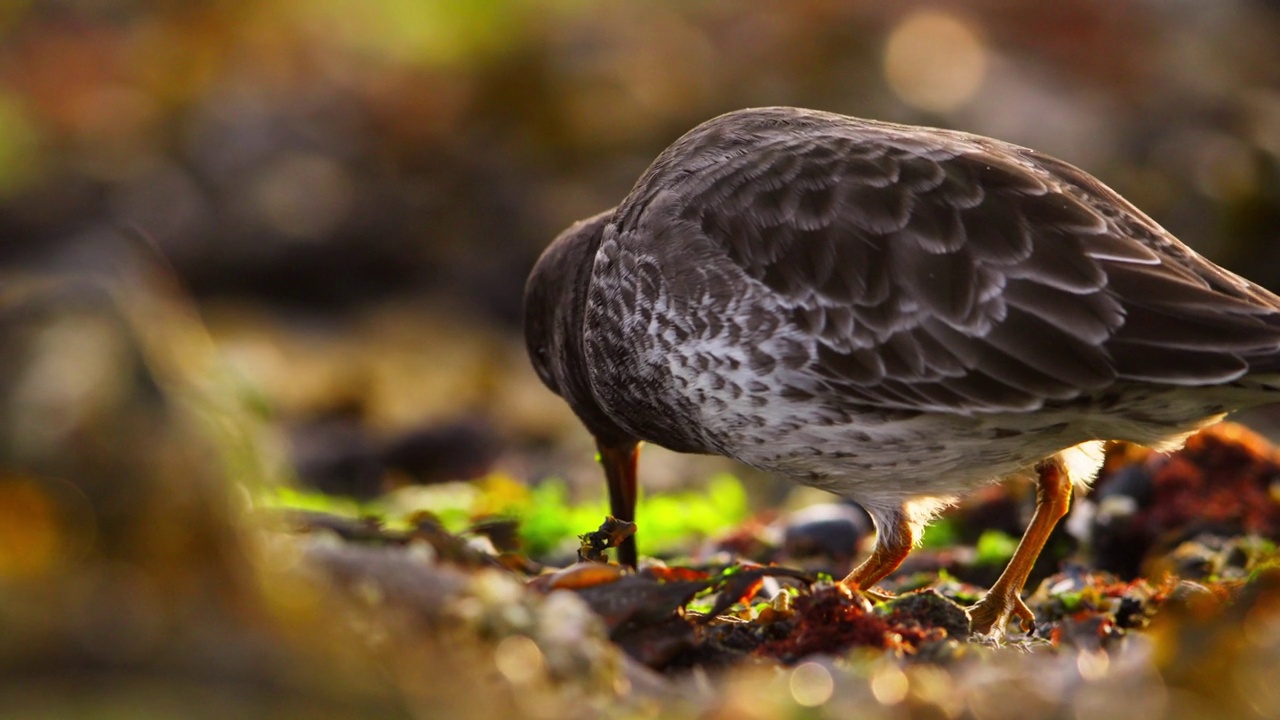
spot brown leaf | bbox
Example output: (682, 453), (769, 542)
(528, 561), (627, 593)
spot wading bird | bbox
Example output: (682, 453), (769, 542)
(524, 107), (1280, 633)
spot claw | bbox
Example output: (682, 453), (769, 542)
(832, 581), (878, 613)
(837, 579), (895, 606)
(859, 586), (896, 605)
(968, 591), (1035, 636)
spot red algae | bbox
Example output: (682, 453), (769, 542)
(757, 585), (895, 661)
(1092, 424), (1280, 578)
(643, 565), (714, 583)
(1146, 424), (1280, 536)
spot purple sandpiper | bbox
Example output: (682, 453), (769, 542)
(524, 107), (1280, 634)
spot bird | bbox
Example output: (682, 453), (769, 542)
(522, 106), (1280, 634)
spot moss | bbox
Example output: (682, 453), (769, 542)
(920, 517), (960, 549)
(975, 530), (1019, 567)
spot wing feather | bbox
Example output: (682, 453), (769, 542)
(611, 108), (1280, 413)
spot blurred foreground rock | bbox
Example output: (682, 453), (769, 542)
(0, 239), (622, 719)
(0, 239), (412, 717)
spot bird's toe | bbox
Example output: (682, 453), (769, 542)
(968, 591), (1035, 637)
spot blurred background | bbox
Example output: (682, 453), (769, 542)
(4, 0), (1280, 504)
(5, 2), (1280, 716)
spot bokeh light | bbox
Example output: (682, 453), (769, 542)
(869, 662), (909, 706)
(0, 473), (96, 578)
(494, 633), (546, 685)
(789, 661), (834, 708)
(0, 476), (63, 577)
(884, 9), (988, 113)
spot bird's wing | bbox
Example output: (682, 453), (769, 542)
(612, 109), (1280, 414)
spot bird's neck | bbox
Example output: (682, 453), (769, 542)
(556, 223), (637, 448)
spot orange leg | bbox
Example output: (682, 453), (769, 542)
(840, 512), (915, 596)
(969, 455), (1072, 635)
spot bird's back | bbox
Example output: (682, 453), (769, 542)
(580, 107), (1280, 475)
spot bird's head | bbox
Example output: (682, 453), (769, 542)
(523, 208), (634, 446)
(523, 208), (610, 397)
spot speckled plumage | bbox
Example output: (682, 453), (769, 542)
(524, 107), (1280, 632)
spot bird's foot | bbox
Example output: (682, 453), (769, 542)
(967, 590), (1035, 637)
(860, 586), (896, 605)
(835, 579), (895, 607)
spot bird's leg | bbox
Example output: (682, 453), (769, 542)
(968, 455), (1072, 635)
(840, 511), (915, 602)
(597, 438), (641, 568)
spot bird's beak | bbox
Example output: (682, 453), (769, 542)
(597, 438), (640, 567)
